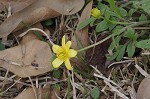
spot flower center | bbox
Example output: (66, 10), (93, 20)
(57, 48), (68, 61)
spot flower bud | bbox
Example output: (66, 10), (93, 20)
(91, 8), (101, 18)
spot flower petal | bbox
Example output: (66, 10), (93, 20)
(65, 41), (71, 50)
(68, 49), (77, 58)
(62, 35), (66, 47)
(52, 44), (62, 53)
(52, 58), (63, 68)
(65, 59), (72, 70)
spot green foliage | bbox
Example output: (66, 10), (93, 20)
(97, 2), (109, 11)
(42, 19), (53, 26)
(127, 8), (136, 17)
(107, 44), (126, 61)
(139, 14), (147, 21)
(96, 19), (108, 32)
(136, 39), (150, 49)
(78, 0), (150, 61)
(116, 45), (126, 61)
(132, 0), (150, 14)
(52, 84), (61, 90)
(0, 42), (5, 51)
(119, 8), (127, 17)
(108, 26), (139, 61)
(108, 36), (121, 51)
(52, 69), (62, 79)
(123, 27), (137, 40)
(127, 42), (135, 58)
(77, 17), (96, 30)
(107, 0), (121, 18)
(91, 86), (100, 99)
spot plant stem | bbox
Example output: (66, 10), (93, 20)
(77, 20), (150, 52)
(78, 34), (112, 52)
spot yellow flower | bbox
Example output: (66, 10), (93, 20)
(91, 8), (101, 18)
(52, 35), (77, 70)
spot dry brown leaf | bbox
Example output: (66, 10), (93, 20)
(0, 0), (35, 14)
(136, 75), (150, 99)
(0, 7), (60, 38)
(14, 88), (50, 99)
(0, 40), (52, 78)
(0, 0), (85, 38)
(71, 1), (92, 50)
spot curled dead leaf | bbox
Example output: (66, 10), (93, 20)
(136, 75), (150, 99)
(0, 40), (53, 78)
(71, 1), (92, 50)
(0, 7), (60, 38)
(0, 0), (85, 38)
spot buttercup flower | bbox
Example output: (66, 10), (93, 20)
(52, 35), (77, 70)
(91, 8), (101, 18)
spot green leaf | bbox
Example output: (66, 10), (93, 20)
(97, 2), (109, 12)
(96, 20), (108, 32)
(0, 42), (5, 51)
(108, 23), (116, 31)
(90, 19), (95, 27)
(124, 27), (137, 40)
(104, 10), (119, 19)
(108, 36), (121, 51)
(104, 10), (111, 19)
(116, 45), (126, 61)
(140, 0), (150, 14)
(77, 17), (96, 30)
(139, 14), (147, 21)
(112, 26), (124, 35)
(52, 84), (61, 90)
(135, 39), (150, 49)
(91, 86), (100, 99)
(127, 9), (136, 17)
(119, 8), (127, 17)
(42, 19), (53, 26)
(127, 42), (135, 58)
(106, 52), (118, 61)
(132, 0), (150, 14)
(108, 17), (117, 30)
(107, 0), (121, 18)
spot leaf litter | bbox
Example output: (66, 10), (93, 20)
(0, 0), (150, 99)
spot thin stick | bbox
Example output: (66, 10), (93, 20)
(19, 28), (54, 45)
(0, 78), (22, 95)
(71, 69), (77, 99)
(28, 76), (38, 99)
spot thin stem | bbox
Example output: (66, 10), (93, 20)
(19, 28), (54, 45)
(78, 34), (112, 52)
